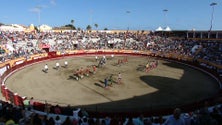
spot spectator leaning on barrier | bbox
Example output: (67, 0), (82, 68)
(29, 97), (34, 109)
(73, 108), (81, 121)
(62, 116), (72, 125)
(54, 104), (62, 114)
(163, 108), (185, 125)
(22, 97), (30, 108)
(55, 115), (62, 125)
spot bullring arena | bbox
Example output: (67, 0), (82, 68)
(2, 51), (221, 115)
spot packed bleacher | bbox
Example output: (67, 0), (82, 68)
(0, 30), (222, 124)
(1, 99), (222, 125)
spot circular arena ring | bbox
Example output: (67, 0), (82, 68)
(1, 50), (221, 116)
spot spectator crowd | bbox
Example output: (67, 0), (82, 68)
(1, 100), (222, 125)
(0, 30), (221, 73)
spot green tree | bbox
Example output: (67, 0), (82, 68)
(86, 25), (92, 31)
(104, 28), (108, 30)
(65, 24), (76, 30)
(94, 23), (98, 30)
(77, 27), (81, 31)
(34, 26), (40, 32)
(71, 19), (74, 26)
(141, 30), (145, 34)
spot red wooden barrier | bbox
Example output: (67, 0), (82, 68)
(14, 93), (24, 106)
(4, 87), (9, 101)
(48, 51), (57, 57)
(1, 84), (5, 97)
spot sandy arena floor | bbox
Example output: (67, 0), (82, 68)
(5, 55), (220, 112)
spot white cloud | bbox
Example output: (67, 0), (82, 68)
(37, 5), (48, 9)
(29, 5), (48, 13)
(3, 16), (9, 19)
(50, 0), (56, 5)
(29, 7), (41, 13)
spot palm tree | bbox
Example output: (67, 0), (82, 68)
(71, 20), (74, 26)
(141, 30), (145, 34)
(94, 23), (98, 30)
(86, 25), (92, 31)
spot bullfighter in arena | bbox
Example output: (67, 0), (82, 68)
(90, 65), (97, 74)
(104, 77), (108, 88)
(118, 72), (122, 84)
(95, 56), (98, 62)
(84, 66), (90, 76)
(43, 64), (48, 73)
(145, 63), (150, 72)
(73, 69), (81, 80)
(79, 67), (84, 78)
(55, 62), (60, 70)
(64, 61), (68, 68)
(109, 74), (114, 86)
(111, 54), (114, 58)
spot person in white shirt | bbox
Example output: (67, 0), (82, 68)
(64, 61), (68, 68)
(111, 54), (114, 59)
(55, 62), (60, 69)
(73, 108), (81, 121)
(55, 115), (62, 125)
(95, 56), (98, 62)
(43, 64), (48, 73)
(118, 72), (122, 84)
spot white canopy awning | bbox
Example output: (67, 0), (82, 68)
(164, 26), (171, 31)
(155, 26), (163, 31)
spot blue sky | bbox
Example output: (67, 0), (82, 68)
(0, 0), (221, 30)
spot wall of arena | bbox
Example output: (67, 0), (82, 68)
(0, 49), (221, 116)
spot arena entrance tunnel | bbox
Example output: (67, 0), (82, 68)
(1, 50), (222, 117)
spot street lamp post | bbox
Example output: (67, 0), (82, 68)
(163, 9), (168, 28)
(89, 10), (93, 28)
(209, 2), (217, 31)
(126, 11), (131, 31)
(162, 9), (168, 37)
(38, 11), (41, 26)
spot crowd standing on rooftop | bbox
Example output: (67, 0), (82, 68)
(0, 29), (222, 124)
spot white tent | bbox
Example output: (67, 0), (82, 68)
(0, 24), (25, 31)
(155, 26), (163, 31)
(39, 24), (52, 32)
(164, 26), (171, 31)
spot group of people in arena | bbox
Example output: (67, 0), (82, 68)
(145, 60), (158, 72)
(72, 65), (97, 80)
(97, 56), (107, 68)
(42, 61), (68, 73)
(117, 56), (128, 66)
(104, 73), (121, 89)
